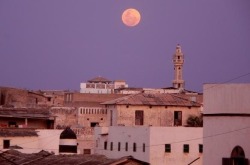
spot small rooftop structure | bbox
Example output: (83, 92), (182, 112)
(80, 76), (128, 94)
(88, 76), (112, 83)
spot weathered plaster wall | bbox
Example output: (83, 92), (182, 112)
(108, 105), (201, 127)
(50, 107), (77, 128)
(0, 117), (49, 129)
(0, 87), (64, 108)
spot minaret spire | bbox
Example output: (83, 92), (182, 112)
(172, 44), (185, 89)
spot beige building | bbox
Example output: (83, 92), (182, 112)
(0, 87), (65, 108)
(62, 92), (128, 154)
(102, 92), (203, 127)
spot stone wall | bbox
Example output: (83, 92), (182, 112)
(0, 87), (65, 108)
(108, 105), (201, 127)
(50, 107), (78, 128)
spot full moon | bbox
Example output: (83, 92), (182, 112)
(122, 8), (141, 27)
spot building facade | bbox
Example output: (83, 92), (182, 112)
(102, 92), (203, 127)
(0, 129), (63, 154)
(95, 126), (203, 165)
(203, 84), (250, 165)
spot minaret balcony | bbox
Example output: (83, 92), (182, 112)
(172, 80), (185, 83)
(173, 59), (184, 63)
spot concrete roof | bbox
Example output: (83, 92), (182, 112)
(101, 93), (203, 107)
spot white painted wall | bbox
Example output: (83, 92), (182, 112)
(203, 84), (250, 165)
(36, 129), (63, 154)
(95, 126), (150, 162)
(0, 136), (39, 153)
(203, 117), (250, 165)
(204, 83), (250, 114)
(0, 129), (63, 154)
(150, 127), (203, 165)
(94, 126), (203, 165)
(80, 83), (113, 94)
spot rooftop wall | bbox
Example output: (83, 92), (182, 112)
(203, 83), (250, 114)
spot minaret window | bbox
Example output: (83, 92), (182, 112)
(178, 56), (180, 59)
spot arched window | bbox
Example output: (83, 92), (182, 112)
(59, 127), (77, 154)
(223, 145), (248, 165)
(231, 146), (245, 158)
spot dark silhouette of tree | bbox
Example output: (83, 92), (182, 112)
(186, 115), (203, 127)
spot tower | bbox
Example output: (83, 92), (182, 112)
(172, 44), (185, 89)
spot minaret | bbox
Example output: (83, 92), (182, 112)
(172, 44), (185, 89)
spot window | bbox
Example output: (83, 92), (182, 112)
(83, 149), (91, 154)
(104, 141), (107, 150)
(143, 143), (146, 152)
(174, 111), (182, 126)
(135, 110), (144, 125)
(133, 143), (136, 152)
(0, 93), (5, 105)
(118, 142), (121, 151)
(110, 110), (113, 126)
(8, 121), (17, 128)
(199, 144), (203, 153)
(47, 97), (51, 102)
(3, 140), (10, 149)
(90, 122), (99, 127)
(223, 145), (248, 165)
(183, 144), (189, 153)
(59, 128), (77, 153)
(125, 142), (128, 151)
(165, 144), (171, 153)
(110, 142), (113, 151)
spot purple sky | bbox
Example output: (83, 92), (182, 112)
(0, 0), (250, 92)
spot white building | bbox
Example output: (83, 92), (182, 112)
(203, 83), (250, 165)
(80, 76), (128, 94)
(95, 126), (203, 165)
(0, 129), (63, 154)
